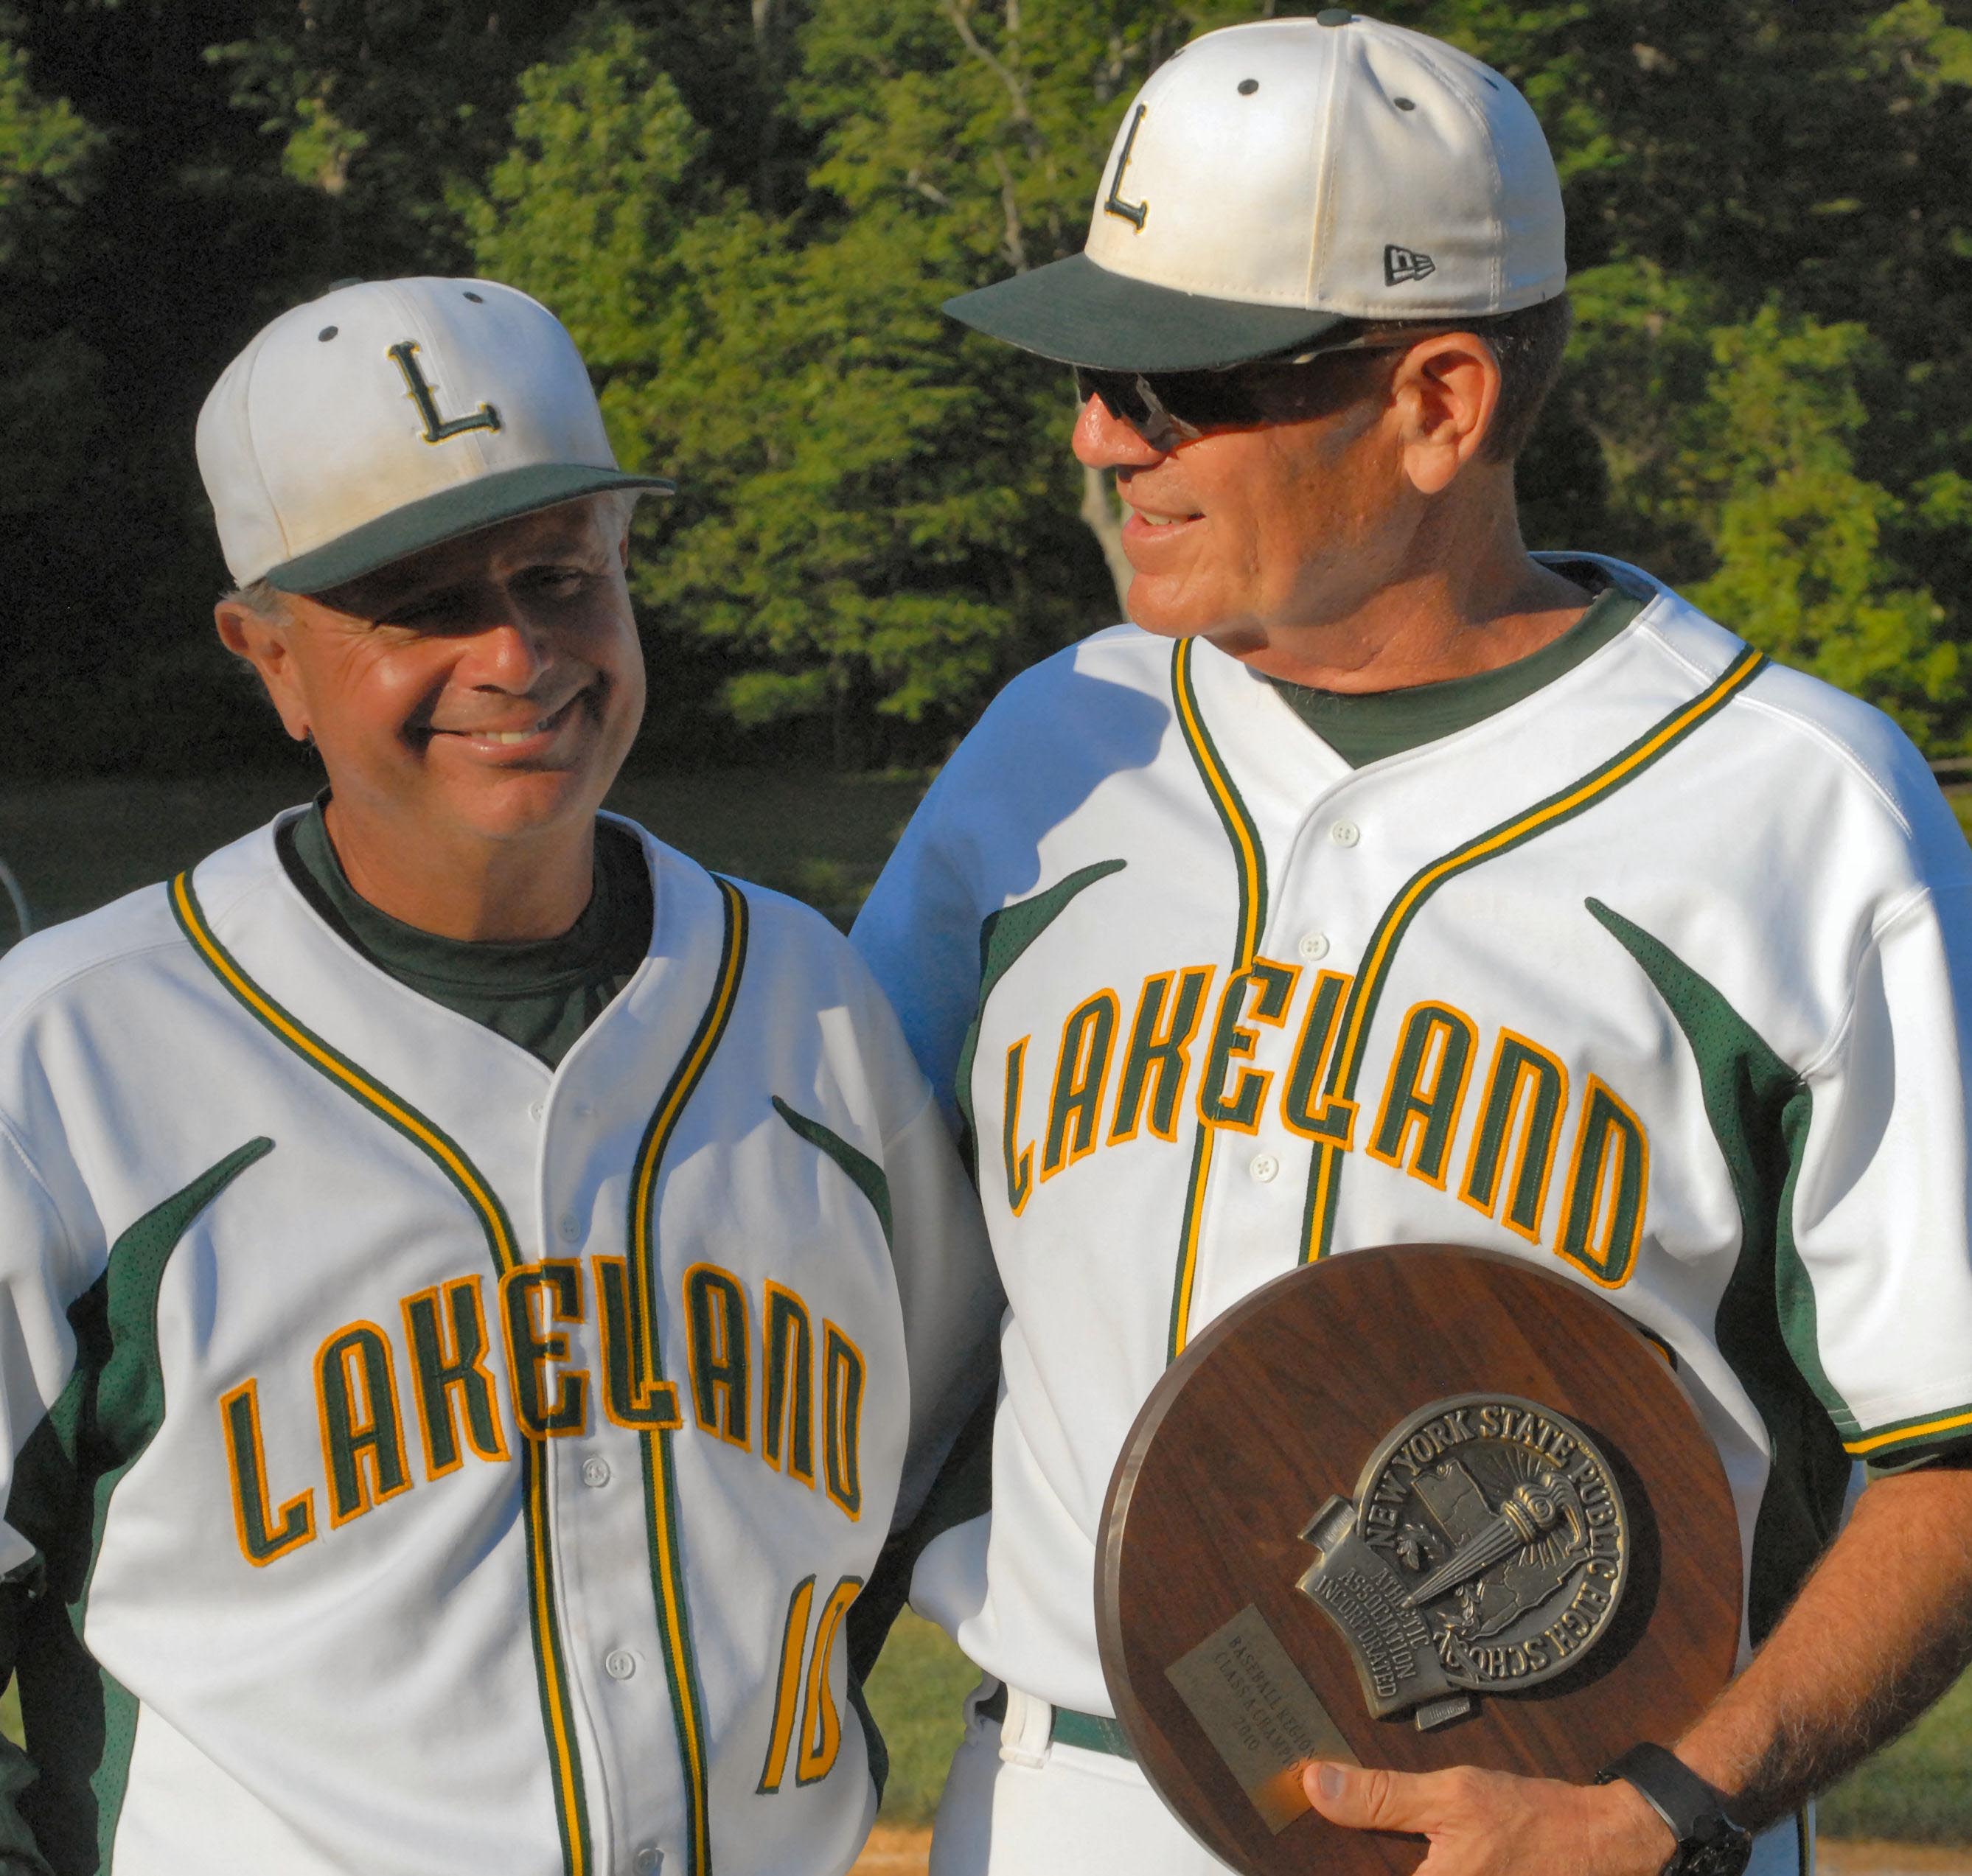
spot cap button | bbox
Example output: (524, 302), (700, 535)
(1316, 8), (1355, 21)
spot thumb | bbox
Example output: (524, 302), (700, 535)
(1302, 1760), (1429, 1834)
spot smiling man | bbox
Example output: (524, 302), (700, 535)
(852, 15), (1972, 1876)
(0, 277), (997, 1875)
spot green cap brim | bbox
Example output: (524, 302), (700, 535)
(944, 252), (1351, 372)
(263, 462), (677, 596)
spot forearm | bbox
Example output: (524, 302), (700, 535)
(1673, 1464), (1972, 1828)
(1303, 1464), (1972, 1872)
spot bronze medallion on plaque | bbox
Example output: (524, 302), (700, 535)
(1096, 1245), (1742, 1876)
(1301, 1393), (1631, 1729)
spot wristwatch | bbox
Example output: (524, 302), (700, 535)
(1595, 1743), (1753, 1876)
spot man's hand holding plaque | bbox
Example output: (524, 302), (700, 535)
(1298, 1758), (1680, 1876)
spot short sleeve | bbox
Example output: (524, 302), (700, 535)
(880, 1095), (1003, 1530)
(0, 1120), (86, 1875)
(851, 779), (986, 1140)
(1785, 882), (1972, 1465)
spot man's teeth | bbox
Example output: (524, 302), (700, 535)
(1140, 512), (1187, 526)
(487, 722), (548, 744)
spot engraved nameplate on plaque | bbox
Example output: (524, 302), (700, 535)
(1163, 1604), (1360, 1833)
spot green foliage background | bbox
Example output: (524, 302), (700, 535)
(1, 1), (1968, 773)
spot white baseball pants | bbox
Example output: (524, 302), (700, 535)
(924, 1681), (1813, 1876)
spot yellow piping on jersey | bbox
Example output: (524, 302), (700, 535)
(1846, 1406), (1972, 1456)
(524, 1438), (583, 1865)
(171, 875), (517, 1263)
(627, 874), (749, 1876)
(1299, 644), (1766, 1263)
(170, 871), (592, 1876)
(1169, 642), (1268, 1359)
(1328, 649), (1766, 1113)
(630, 878), (748, 1387)
(1172, 639), (1264, 968)
(1167, 1130), (1213, 1355)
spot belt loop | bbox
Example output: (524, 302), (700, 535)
(998, 1683), (1053, 1768)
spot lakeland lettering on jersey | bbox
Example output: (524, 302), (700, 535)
(222, 1259), (867, 1565)
(1002, 962), (1651, 1287)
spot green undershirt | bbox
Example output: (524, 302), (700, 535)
(1265, 562), (1648, 766)
(276, 801), (653, 1070)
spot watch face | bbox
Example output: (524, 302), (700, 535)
(1676, 1824), (1753, 1876)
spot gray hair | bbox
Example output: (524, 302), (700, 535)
(220, 576), (290, 624)
(593, 487), (643, 537)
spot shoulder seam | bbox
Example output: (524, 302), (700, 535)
(881, 1084), (938, 1159)
(1874, 880), (1955, 945)
(0, 930), (191, 1054)
(1631, 613), (1728, 687)
(1638, 618), (1917, 840)
(1735, 694), (1914, 842)
(0, 1110), (81, 1278)
(1797, 883), (1937, 1081)
(714, 868), (848, 938)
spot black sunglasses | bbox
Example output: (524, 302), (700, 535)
(1071, 332), (1452, 450)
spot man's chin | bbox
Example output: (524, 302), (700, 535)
(434, 761), (616, 845)
(1121, 580), (1220, 644)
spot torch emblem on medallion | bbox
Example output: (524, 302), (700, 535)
(1297, 1395), (1629, 1729)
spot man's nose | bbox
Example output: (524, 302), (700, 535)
(464, 610), (555, 690)
(1071, 392), (1174, 470)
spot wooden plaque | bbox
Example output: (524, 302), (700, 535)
(1096, 1245), (1741, 1876)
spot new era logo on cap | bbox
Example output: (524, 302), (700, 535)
(198, 276), (673, 595)
(1384, 245), (1438, 287)
(943, 13), (1566, 373)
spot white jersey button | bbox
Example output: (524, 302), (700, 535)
(605, 1649), (637, 1681)
(557, 1213), (581, 1244)
(1297, 931), (1331, 961)
(633, 1849), (661, 1874)
(582, 1457), (610, 1488)
(529, 1101), (545, 1121)
(1250, 1153), (1281, 1183)
(1329, 820), (1361, 848)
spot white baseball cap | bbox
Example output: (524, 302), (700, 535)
(197, 276), (675, 594)
(946, 11), (1565, 372)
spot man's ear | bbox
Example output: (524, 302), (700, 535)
(1390, 332), (1502, 497)
(215, 601), (312, 744)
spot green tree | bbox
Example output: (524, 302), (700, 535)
(711, 0), (1972, 749)
(208, 0), (591, 279)
(467, 6), (1132, 759)
(1363, 3), (1972, 745)
(0, 25), (106, 520)
(1687, 306), (1958, 743)
(0, 18), (128, 778)
(792, 0), (1262, 618)
(4, 0), (1968, 776)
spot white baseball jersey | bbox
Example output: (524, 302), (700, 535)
(852, 555), (1972, 1748)
(0, 810), (996, 1876)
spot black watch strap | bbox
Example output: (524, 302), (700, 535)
(1596, 1743), (1751, 1875)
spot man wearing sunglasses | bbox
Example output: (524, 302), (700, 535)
(853, 13), (1972, 1876)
